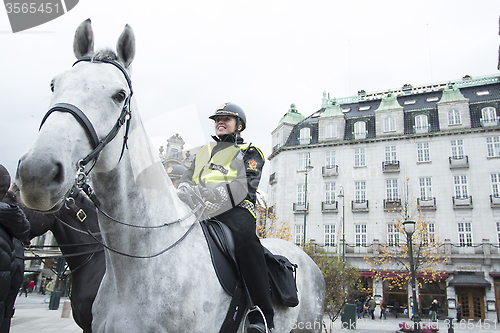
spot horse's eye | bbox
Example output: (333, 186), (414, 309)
(50, 80), (54, 92)
(114, 91), (127, 103)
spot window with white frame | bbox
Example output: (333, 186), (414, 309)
(415, 114), (429, 132)
(325, 151), (336, 167)
(354, 121), (366, 139)
(386, 179), (398, 200)
(298, 153), (308, 170)
(384, 116), (396, 132)
(419, 177), (432, 200)
(355, 224), (367, 247)
(451, 139), (464, 159)
(385, 145), (397, 163)
(297, 184), (305, 205)
(325, 123), (337, 138)
(299, 127), (311, 145)
(295, 225), (304, 245)
(482, 107), (497, 125)
(324, 225), (335, 246)
(354, 148), (366, 167)
(355, 181), (366, 202)
(387, 223), (400, 246)
(497, 222), (500, 245)
(458, 222), (472, 247)
(491, 174), (500, 197)
(325, 182), (336, 204)
(487, 137), (500, 157)
(448, 109), (462, 125)
(423, 223), (436, 245)
(417, 142), (430, 162)
(454, 175), (468, 198)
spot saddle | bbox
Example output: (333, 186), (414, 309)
(200, 219), (299, 333)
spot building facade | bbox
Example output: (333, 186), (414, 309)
(268, 74), (500, 321)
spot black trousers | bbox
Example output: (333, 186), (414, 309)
(215, 207), (274, 328)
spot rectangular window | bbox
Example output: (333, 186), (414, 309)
(387, 223), (400, 246)
(354, 148), (366, 167)
(295, 225), (304, 245)
(355, 224), (367, 246)
(298, 153), (308, 170)
(354, 121), (366, 139)
(448, 109), (462, 125)
(458, 222), (472, 247)
(299, 127), (311, 145)
(325, 123), (337, 138)
(325, 182), (336, 204)
(355, 181), (366, 202)
(384, 117), (396, 132)
(451, 139), (464, 159)
(325, 151), (336, 167)
(423, 223), (435, 245)
(417, 143), (430, 162)
(297, 184), (305, 205)
(385, 145), (397, 163)
(497, 222), (500, 246)
(419, 177), (432, 200)
(386, 179), (398, 200)
(492, 174), (500, 197)
(487, 137), (500, 157)
(454, 175), (468, 198)
(324, 225), (335, 246)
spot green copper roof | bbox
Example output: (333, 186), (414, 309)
(320, 100), (343, 117)
(278, 103), (305, 126)
(438, 83), (469, 104)
(374, 92), (403, 112)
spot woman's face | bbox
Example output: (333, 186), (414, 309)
(214, 115), (240, 136)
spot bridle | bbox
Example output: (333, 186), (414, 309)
(38, 56), (204, 258)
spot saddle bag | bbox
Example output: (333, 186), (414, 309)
(263, 248), (299, 308)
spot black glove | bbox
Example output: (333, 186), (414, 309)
(198, 186), (222, 203)
(177, 182), (197, 206)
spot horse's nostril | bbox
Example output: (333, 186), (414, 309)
(52, 162), (64, 185)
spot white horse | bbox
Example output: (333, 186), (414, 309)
(16, 19), (325, 333)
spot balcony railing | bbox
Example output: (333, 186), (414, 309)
(491, 195), (500, 208)
(453, 196), (473, 209)
(321, 201), (338, 212)
(351, 200), (369, 212)
(269, 172), (277, 184)
(417, 197), (437, 210)
(481, 117), (499, 127)
(449, 156), (469, 169)
(293, 202), (308, 213)
(382, 160), (400, 173)
(414, 124), (430, 134)
(322, 165), (339, 177)
(384, 199), (402, 211)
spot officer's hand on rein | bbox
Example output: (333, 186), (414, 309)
(198, 186), (222, 204)
(176, 182), (196, 207)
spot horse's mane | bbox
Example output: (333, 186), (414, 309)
(85, 48), (118, 62)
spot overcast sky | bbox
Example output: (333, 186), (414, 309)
(1, 0), (499, 191)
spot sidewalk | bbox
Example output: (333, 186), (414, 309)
(10, 293), (81, 333)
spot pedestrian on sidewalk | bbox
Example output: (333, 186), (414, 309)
(43, 280), (55, 304)
(430, 299), (438, 322)
(379, 301), (387, 319)
(368, 297), (376, 320)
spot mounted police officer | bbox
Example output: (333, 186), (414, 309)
(177, 102), (273, 333)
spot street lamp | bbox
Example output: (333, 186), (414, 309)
(403, 220), (420, 333)
(302, 152), (313, 246)
(338, 186), (345, 262)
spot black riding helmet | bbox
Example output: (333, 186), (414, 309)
(167, 164), (187, 179)
(209, 102), (246, 133)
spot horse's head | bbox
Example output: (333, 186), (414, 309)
(16, 19), (136, 212)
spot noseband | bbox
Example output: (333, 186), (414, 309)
(40, 56), (134, 170)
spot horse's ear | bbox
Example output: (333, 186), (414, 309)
(117, 24), (135, 68)
(73, 19), (94, 59)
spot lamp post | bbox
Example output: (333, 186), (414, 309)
(403, 220), (420, 333)
(302, 152), (313, 246)
(338, 186), (345, 262)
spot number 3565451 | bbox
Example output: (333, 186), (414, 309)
(5, 2), (60, 14)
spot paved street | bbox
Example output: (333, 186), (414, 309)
(9, 294), (500, 332)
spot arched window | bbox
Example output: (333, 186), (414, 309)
(448, 109), (461, 125)
(383, 116), (396, 132)
(169, 148), (178, 158)
(354, 121), (366, 139)
(415, 114), (429, 133)
(482, 107), (497, 126)
(299, 127), (311, 145)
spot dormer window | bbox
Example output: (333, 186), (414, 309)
(325, 123), (337, 138)
(448, 109), (462, 126)
(383, 116), (396, 132)
(415, 114), (429, 133)
(482, 107), (498, 126)
(299, 127), (311, 145)
(354, 121), (367, 139)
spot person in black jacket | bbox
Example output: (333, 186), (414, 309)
(0, 164), (30, 333)
(177, 103), (272, 333)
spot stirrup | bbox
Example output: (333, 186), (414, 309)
(243, 305), (269, 333)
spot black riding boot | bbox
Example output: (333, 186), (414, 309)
(236, 244), (274, 330)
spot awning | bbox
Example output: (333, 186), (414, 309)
(448, 274), (491, 288)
